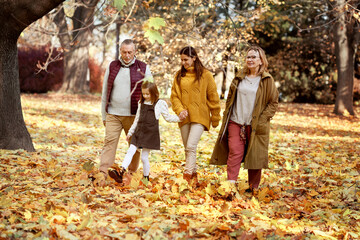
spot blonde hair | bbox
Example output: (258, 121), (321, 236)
(243, 45), (268, 76)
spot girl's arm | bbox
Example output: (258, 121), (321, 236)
(127, 103), (141, 138)
(156, 100), (181, 122)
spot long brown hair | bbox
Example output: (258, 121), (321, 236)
(243, 45), (268, 76)
(140, 81), (159, 104)
(176, 46), (205, 84)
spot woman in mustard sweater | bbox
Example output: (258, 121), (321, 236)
(170, 46), (221, 184)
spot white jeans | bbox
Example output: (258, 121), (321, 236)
(122, 144), (151, 176)
(180, 123), (205, 174)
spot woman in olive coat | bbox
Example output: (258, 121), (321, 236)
(210, 45), (278, 191)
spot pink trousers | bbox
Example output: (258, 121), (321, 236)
(227, 120), (262, 189)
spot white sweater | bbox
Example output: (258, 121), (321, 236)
(128, 100), (180, 136)
(101, 58), (152, 121)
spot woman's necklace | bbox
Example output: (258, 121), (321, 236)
(246, 75), (257, 84)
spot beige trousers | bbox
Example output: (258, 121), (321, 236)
(180, 123), (205, 174)
(99, 114), (140, 174)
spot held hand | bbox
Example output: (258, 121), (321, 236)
(126, 135), (131, 142)
(179, 110), (188, 120)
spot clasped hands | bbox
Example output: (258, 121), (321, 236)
(179, 110), (188, 121)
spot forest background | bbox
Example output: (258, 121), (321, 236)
(1, 0), (359, 151)
(17, 0), (360, 105)
(0, 0), (359, 239)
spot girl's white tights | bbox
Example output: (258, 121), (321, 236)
(122, 144), (150, 176)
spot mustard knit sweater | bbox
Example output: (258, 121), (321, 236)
(170, 67), (221, 131)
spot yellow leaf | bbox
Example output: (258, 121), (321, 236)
(348, 232), (359, 239)
(139, 198), (149, 208)
(130, 172), (142, 189)
(8, 215), (17, 224)
(124, 208), (140, 216)
(331, 209), (342, 213)
(125, 233), (140, 240)
(76, 213), (91, 231)
(0, 196), (12, 208)
(179, 182), (189, 192)
(312, 230), (337, 240)
(343, 209), (351, 217)
(52, 215), (66, 224)
(56, 226), (79, 240)
(217, 181), (234, 196)
(171, 184), (179, 194)
(205, 183), (216, 195)
(308, 189), (319, 196)
(238, 180), (248, 192)
(250, 196), (260, 209)
(145, 193), (159, 201)
(257, 187), (268, 201)
(54, 208), (69, 218)
(24, 210), (32, 220)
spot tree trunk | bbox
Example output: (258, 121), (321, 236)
(333, 0), (359, 116)
(0, 33), (35, 151)
(0, 0), (64, 151)
(54, 0), (99, 94)
(60, 33), (91, 93)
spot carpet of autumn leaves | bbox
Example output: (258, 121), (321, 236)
(1, 93), (359, 240)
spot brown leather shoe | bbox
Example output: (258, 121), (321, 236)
(108, 167), (125, 183)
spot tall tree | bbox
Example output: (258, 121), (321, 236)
(54, 0), (99, 93)
(332, 0), (360, 115)
(0, 0), (64, 151)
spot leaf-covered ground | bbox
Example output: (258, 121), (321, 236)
(1, 93), (359, 239)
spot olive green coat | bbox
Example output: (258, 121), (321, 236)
(210, 71), (279, 169)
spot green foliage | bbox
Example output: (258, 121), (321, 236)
(147, 17), (165, 30)
(96, 0), (358, 103)
(144, 29), (164, 45)
(113, 0), (126, 11)
(250, 0), (340, 103)
(143, 17), (166, 45)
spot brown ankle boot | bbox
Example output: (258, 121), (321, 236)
(183, 173), (192, 183)
(191, 172), (198, 186)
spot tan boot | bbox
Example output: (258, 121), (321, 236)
(183, 173), (192, 183)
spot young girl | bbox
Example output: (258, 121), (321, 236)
(108, 81), (182, 183)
